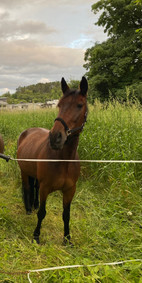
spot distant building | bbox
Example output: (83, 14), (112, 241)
(0, 97), (8, 108)
(2, 100), (59, 110)
(41, 100), (58, 108)
(7, 102), (41, 110)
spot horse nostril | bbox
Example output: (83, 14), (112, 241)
(56, 132), (62, 143)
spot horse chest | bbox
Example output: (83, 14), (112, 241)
(38, 162), (80, 191)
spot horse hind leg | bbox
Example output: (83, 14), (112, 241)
(28, 177), (39, 210)
(21, 172), (32, 214)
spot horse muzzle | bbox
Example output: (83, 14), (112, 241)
(49, 131), (67, 150)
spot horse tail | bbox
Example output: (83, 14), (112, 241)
(0, 135), (4, 153)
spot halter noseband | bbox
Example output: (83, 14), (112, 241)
(54, 111), (87, 137)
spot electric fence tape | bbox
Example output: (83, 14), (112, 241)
(27, 259), (142, 283)
(0, 153), (142, 163)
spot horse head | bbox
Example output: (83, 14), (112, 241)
(49, 77), (88, 150)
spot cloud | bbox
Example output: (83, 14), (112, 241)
(0, 39), (84, 67)
(0, 39), (85, 93)
(0, 0), (105, 95)
(0, 0), (38, 8)
(0, 11), (10, 19)
(0, 88), (12, 95)
(0, 0), (95, 8)
(69, 34), (94, 49)
(0, 16), (56, 40)
(39, 78), (50, 83)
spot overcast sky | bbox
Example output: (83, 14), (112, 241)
(0, 0), (107, 95)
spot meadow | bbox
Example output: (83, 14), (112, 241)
(0, 99), (142, 282)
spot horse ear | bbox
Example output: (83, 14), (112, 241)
(61, 77), (69, 94)
(80, 76), (88, 96)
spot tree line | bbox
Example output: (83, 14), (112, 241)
(2, 80), (79, 104)
(84, 0), (142, 103)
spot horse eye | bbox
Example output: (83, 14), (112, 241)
(77, 104), (83, 109)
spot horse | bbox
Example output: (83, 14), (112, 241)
(17, 76), (88, 244)
(0, 135), (4, 153)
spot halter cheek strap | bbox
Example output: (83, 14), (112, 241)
(54, 111), (87, 137)
(55, 117), (71, 136)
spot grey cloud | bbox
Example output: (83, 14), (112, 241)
(0, 0), (39, 8)
(0, 39), (84, 67)
(0, 0), (101, 95)
(0, 11), (10, 20)
(0, 19), (56, 39)
(0, 65), (85, 94)
(0, 39), (85, 93)
(0, 0), (95, 8)
(21, 21), (56, 34)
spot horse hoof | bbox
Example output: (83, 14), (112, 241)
(33, 236), (40, 244)
(26, 210), (32, 215)
(63, 238), (74, 247)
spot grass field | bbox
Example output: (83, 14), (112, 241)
(0, 100), (142, 282)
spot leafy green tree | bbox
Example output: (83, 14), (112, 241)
(1, 92), (11, 98)
(6, 80), (79, 104)
(84, 0), (142, 102)
(69, 80), (80, 89)
(136, 0), (142, 4)
(92, 0), (142, 36)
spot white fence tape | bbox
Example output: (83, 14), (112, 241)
(27, 259), (142, 283)
(10, 157), (142, 163)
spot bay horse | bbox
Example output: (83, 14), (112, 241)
(0, 135), (4, 153)
(17, 77), (88, 244)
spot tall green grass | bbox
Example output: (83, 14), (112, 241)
(0, 100), (142, 282)
(79, 100), (142, 188)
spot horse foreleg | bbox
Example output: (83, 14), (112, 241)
(63, 203), (71, 243)
(34, 179), (39, 210)
(28, 176), (35, 209)
(33, 201), (46, 244)
(62, 186), (76, 245)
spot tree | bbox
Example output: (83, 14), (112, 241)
(6, 80), (79, 104)
(69, 80), (80, 89)
(136, 0), (142, 4)
(92, 0), (142, 37)
(84, 0), (142, 102)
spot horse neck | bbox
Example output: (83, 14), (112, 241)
(62, 134), (79, 160)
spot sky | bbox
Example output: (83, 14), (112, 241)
(0, 0), (107, 95)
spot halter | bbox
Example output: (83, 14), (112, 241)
(54, 111), (87, 137)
